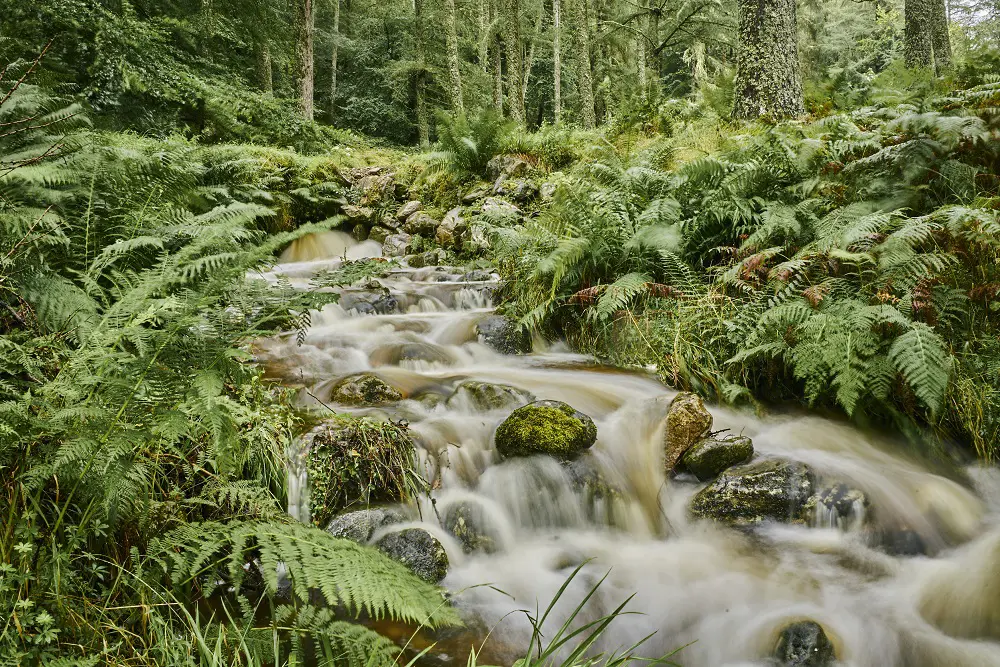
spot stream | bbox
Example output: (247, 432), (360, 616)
(257, 232), (1000, 667)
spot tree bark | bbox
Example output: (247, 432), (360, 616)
(330, 0), (340, 118)
(553, 0), (562, 123)
(489, 0), (504, 112)
(521, 4), (545, 114)
(732, 0), (803, 119)
(254, 38), (273, 94)
(504, 0), (526, 122)
(295, 0), (315, 120)
(445, 0), (465, 111)
(414, 0), (430, 146)
(929, 0), (952, 71)
(904, 0), (934, 68)
(572, 0), (596, 127)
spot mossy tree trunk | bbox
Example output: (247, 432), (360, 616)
(732, 0), (803, 119)
(904, 0), (934, 68)
(329, 0), (340, 118)
(254, 37), (273, 94)
(553, 0), (562, 123)
(414, 0), (430, 146)
(521, 4), (544, 115)
(295, 0), (315, 120)
(504, 0), (526, 122)
(444, 0), (465, 112)
(929, 0), (952, 72)
(572, 0), (596, 128)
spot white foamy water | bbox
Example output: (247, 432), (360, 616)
(259, 233), (1000, 667)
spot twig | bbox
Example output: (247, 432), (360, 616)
(0, 39), (53, 108)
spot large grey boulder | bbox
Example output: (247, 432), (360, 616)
(664, 393), (713, 473)
(475, 315), (530, 354)
(689, 458), (815, 527)
(403, 211), (439, 237)
(396, 200), (422, 221)
(494, 400), (597, 460)
(486, 154), (531, 181)
(680, 435), (754, 481)
(326, 507), (407, 543)
(375, 528), (449, 583)
(330, 373), (402, 406)
(774, 621), (836, 666)
(436, 208), (468, 248)
(383, 233), (413, 257)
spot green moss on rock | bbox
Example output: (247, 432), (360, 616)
(689, 458), (815, 527)
(330, 372), (402, 406)
(494, 400), (597, 460)
(681, 435), (754, 481)
(446, 380), (535, 411)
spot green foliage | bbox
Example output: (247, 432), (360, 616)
(430, 110), (517, 181)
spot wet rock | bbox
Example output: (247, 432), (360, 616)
(494, 400), (597, 460)
(406, 253), (427, 269)
(689, 458), (815, 527)
(383, 233), (413, 257)
(340, 290), (397, 316)
(446, 380), (535, 411)
(351, 223), (368, 241)
(403, 211), (439, 237)
(396, 200), (422, 221)
(461, 269), (496, 282)
(564, 457), (625, 505)
(475, 315), (530, 354)
(878, 527), (927, 557)
(375, 528), (449, 583)
(327, 507), (407, 543)
(442, 502), (500, 554)
(486, 154), (531, 181)
(330, 373), (402, 406)
(372, 294), (398, 314)
(664, 393), (713, 473)
(371, 342), (453, 367)
(368, 226), (392, 244)
(802, 482), (870, 529)
(421, 248), (448, 266)
(412, 390), (447, 410)
(680, 435), (754, 481)
(436, 208), (468, 248)
(774, 621), (835, 666)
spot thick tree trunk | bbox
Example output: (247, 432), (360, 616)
(295, 0), (315, 120)
(732, 0), (803, 119)
(504, 0), (526, 122)
(929, 0), (952, 71)
(445, 0), (465, 111)
(414, 0), (430, 145)
(553, 0), (562, 123)
(521, 5), (545, 114)
(647, 5), (659, 85)
(572, 0), (596, 128)
(330, 0), (340, 118)
(904, 0), (934, 68)
(637, 30), (647, 94)
(254, 38), (273, 94)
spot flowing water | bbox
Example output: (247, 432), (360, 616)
(257, 232), (1000, 667)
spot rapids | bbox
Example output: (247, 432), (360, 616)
(257, 235), (1000, 667)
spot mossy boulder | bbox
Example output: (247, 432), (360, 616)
(326, 507), (407, 543)
(475, 315), (531, 354)
(689, 458), (815, 527)
(446, 380), (535, 411)
(774, 621), (836, 666)
(396, 200), (422, 221)
(330, 373), (402, 405)
(442, 502), (500, 554)
(664, 392), (713, 472)
(494, 400), (597, 460)
(305, 417), (415, 527)
(383, 233), (413, 257)
(368, 226), (392, 244)
(403, 211), (439, 237)
(375, 528), (449, 583)
(680, 435), (754, 481)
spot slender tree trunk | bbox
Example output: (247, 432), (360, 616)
(647, 4), (659, 85)
(330, 0), (340, 118)
(572, 0), (596, 127)
(295, 0), (315, 120)
(553, 0), (562, 123)
(254, 38), (274, 94)
(504, 0), (526, 122)
(414, 0), (430, 146)
(905, 0), (934, 68)
(200, 0), (213, 54)
(929, 0), (952, 71)
(732, 0), (803, 119)
(479, 0), (490, 71)
(637, 30), (647, 95)
(489, 0), (504, 112)
(521, 4), (545, 113)
(445, 0), (465, 111)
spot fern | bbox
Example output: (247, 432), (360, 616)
(889, 323), (951, 417)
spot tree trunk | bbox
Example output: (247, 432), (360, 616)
(732, 0), (803, 119)
(414, 0), (430, 146)
(330, 0), (340, 118)
(929, 0), (952, 71)
(504, 0), (526, 122)
(647, 5), (659, 85)
(445, 0), (465, 111)
(572, 0), (596, 128)
(295, 0), (315, 120)
(553, 0), (562, 123)
(479, 0), (490, 72)
(904, 0), (934, 68)
(637, 29), (647, 95)
(255, 38), (274, 94)
(521, 4), (545, 114)
(489, 0), (504, 112)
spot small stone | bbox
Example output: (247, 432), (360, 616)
(368, 226), (392, 244)
(680, 435), (754, 481)
(396, 200), (422, 221)
(442, 502), (500, 554)
(446, 380), (535, 411)
(462, 184), (491, 203)
(436, 208), (468, 248)
(383, 233), (413, 257)
(326, 507), (407, 543)
(342, 204), (374, 221)
(774, 621), (836, 666)
(351, 223), (368, 241)
(494, 400), (597, 460)
(664, 393), (713, 473)
(475, 315), (531, 354)
(375, 528), (449, 583)
(689, 458), (815, 527)
(330, 373), (402, 406)
(406, 253), (426, 268)
(403, 211), (439, 237)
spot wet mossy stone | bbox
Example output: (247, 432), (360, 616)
(774, 621), (835, 666)
(330, 373), (402, 406)
(446, 380), (535, 411)
(494, 400), (597, 460)
(475, 315), (531, 354)
(801, 482), (870, 529)
(689, 458), (815, 527)
(442, 502), (500, 554)
(680, 435), (754, 481)
(664, 392), (713, 472)
(326, 507), (407, 543)
(375, 528), (449, 583)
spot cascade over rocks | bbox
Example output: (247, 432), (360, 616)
(680, 434), (754, 481)
(442, 501), (501, 553)
(802, 482), (870, 529)
(773, 621), (836, 666)
(475, 315), (531, 354)
(494, 400), (597, 460)
(690, 458), (815, 526)
(330, 372), (402, 405)
(375, 528), (449, 583)
(326, 507), (407, 542)
(446, 380), (535, 411)
(664, 392), (713, 472)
